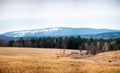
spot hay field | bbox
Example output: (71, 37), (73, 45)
(0, 47), (120, 73)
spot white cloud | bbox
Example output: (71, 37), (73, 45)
(0, 0), (120, 33)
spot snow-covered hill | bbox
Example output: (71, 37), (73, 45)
(1, 27), (120, 38)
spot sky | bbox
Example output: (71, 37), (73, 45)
(0, 0), (120, 33)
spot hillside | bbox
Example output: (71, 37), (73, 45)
(87, 51), (120, 65)
(1, 27), (120, 38)
(85, 32), (120, 38)
(0, 35), (8, 39)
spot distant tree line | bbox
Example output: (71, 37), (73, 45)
(0, 36), (120, 55)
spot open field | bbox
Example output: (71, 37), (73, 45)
(0, 47), (120, 73)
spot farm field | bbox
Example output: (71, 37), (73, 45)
(0, 47), (120, 73)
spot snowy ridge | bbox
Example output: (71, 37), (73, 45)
(2, 27), (120, 38)
(4, 27), (61, 37)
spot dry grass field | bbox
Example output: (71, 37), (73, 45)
(0, 47), (120, 73)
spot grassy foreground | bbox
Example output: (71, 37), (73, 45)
(0, 47), (120, 73)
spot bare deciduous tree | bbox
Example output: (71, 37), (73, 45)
(102, 42), (109, 52)
(62, 37), (67, 55)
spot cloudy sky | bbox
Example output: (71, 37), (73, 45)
(0, 0), (120, 33)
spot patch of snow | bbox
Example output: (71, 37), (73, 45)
(12, 27), (61, 37)
(40, 27), (60, 33)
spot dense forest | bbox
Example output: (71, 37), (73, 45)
(0, 36), (120, 55)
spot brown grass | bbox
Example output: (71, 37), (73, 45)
(0, 47), (120, 73)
